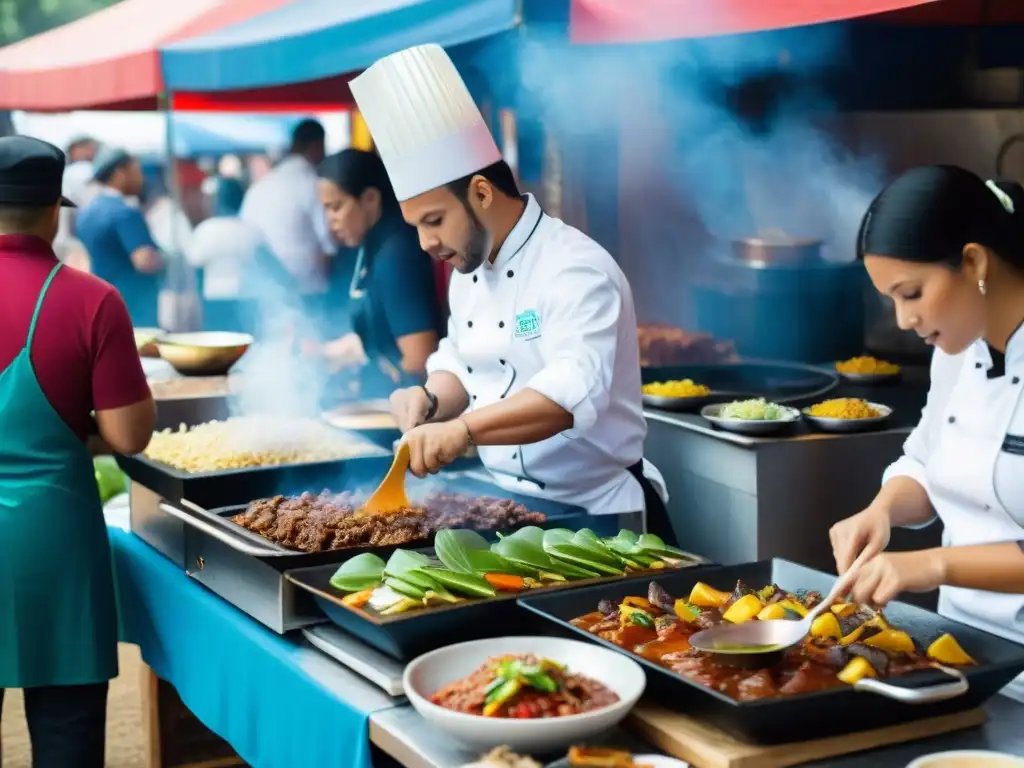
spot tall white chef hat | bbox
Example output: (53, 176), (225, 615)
(349, 43), (502, 202)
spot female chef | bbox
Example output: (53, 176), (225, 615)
(348, 44), (669, 538)
(316, 149), (442, 397)
(831, 164), (1024, 699)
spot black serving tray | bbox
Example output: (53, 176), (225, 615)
(285, 554), (710, 662)
(518, 559), (1024, 744)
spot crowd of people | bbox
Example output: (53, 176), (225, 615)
(49, 118), (447, 401)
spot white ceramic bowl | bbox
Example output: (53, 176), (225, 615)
(907, 751), (1024, 768)
(403, 636), (646, 754)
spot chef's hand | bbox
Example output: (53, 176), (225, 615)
(843, 550), (946, 607)
(402, 420), (471, 477)
(390, 386), (433, 433)
(322, 333), (367, 373)
(830, 505), (892, 575)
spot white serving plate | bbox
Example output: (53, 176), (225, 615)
(404, 636), (646, 754)
(802, 402), (893, 433)
(701, 403), (801, 436)
(906, 751), (1024, 768)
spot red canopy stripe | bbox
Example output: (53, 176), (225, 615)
(0, 0), (291, 112)
(569, 0), (941, 43)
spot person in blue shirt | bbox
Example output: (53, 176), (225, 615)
(74, 148), (163, 327)
(317, 149), (442, 399)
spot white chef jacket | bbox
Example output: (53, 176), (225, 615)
(883, 327), (1024, 701)
(239, 154), (335, 294)
(426, 194), (667, 516)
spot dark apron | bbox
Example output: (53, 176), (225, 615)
(627, 461), (676, 547)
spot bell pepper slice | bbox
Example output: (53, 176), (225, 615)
(483, 678), (521, 717)
(723, 593), (764, 623)
(927, 633), (976, 665)
(837, 656), (877, 685)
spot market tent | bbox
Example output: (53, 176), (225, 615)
(569, 0), (942, 43)
(0, 0), (292, 111)
(161, 0), (517, 93)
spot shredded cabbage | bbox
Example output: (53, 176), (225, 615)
(718, 398), (786, 421)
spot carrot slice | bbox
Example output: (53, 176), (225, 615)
(484, 573), (526, 591)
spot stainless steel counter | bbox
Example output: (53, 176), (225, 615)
(643, 400), (943, 609)
(368, 694), (1024, 768)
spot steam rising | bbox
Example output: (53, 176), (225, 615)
(517, 23), (884, 322)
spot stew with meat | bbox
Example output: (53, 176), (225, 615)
(430, 654), (620, 718)
(570, 581), (977, 701)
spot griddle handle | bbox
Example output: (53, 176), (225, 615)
(158, 501), (281, 557)
(854, 665), (969, 704)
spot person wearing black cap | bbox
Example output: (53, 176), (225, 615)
(0, 136), (155, 765)
(830, 165), (1024, 701)
(75, 146), (164, 326)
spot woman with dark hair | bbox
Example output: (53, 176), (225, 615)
(831, 165), (1024, 700)
(316, 149), (441, 397)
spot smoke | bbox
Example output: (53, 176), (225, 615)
(516, 22), (885, 322)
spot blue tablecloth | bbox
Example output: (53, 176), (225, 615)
(109, 526), (394, 768)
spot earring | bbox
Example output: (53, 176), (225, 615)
(979, 279), (987, 296)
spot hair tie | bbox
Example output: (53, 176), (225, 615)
(986, 179), (1015, 214)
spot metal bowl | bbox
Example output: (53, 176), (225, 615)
(701, 403), (801, 436)
(642, 392), (717, 412)
(802, 402), (893, 433)
(156, 332), (253, 377)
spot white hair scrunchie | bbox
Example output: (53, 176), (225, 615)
(986, 179), (1015, 214)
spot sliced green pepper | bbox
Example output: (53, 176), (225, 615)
(523, 671), (557, 693)
(483, 678), (521, 717)
(630, 609), (655, 629)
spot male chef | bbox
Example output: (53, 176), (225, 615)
(350, 44), (669, 536)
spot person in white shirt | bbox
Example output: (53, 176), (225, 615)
(831, 165), (1024, 701)
(239, 119), (335, 294)
(349, 44), (668, 535)
(53, 135), (99, 270)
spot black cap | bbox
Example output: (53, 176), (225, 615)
(0, 136), (75, 208)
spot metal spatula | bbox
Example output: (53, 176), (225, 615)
(359, 442), (411, 516)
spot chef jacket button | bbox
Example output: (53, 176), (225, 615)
(473, 275), (478, 283)
(467, 366), (473, 373)
(512, 452), (517, 459)
(472, 394), (477, 401)
(1014, 376), (1021, 385)
(507, 270), (514, 278)
(976, 362), (983, 369)
(500, 359), (506, 365)
(948, 415), (956, 424)
(499, 321), (505, 328)
(468, 320), (474, 328)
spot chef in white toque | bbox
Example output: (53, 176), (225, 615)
(349, 44), (669, 537)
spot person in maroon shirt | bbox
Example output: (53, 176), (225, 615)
(0, 136), (155, 767)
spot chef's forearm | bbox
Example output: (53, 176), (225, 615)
(874, 476), (935, 527)
(425, 371), (470, 421)
(460, 389), (573, 445)
(937, 543), (1024, 593)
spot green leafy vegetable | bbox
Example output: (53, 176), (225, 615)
(636, 533), (689, 558)
(506, 526), (546, 549)
(547, 544), (624, 575)
(383, 549), (432, 577)
(384, 576), (427, 599)
(418, 566), (496, 598)
(434, 529), (489, 574)
(329, 553), (386, 593)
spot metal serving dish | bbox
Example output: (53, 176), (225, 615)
(700, 403), (802, 436)
(156, 331), (253, 376)
(286, 553), (709, 662)
(641, 391), (746, 413)
(803, 402), (893, 434)
(184, 471), (601, 572)
(116, 443), (388, 510)
(518, 559), (1024, 744)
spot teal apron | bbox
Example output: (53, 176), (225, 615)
(0, 263), (119, 688)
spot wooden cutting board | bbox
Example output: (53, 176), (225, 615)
(628, 703), (987, 768)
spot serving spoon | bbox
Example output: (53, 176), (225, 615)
(688, 550), (872, 664)
(359, 442), (411, 516)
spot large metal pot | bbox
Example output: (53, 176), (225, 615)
(731, 236), (823, 267)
